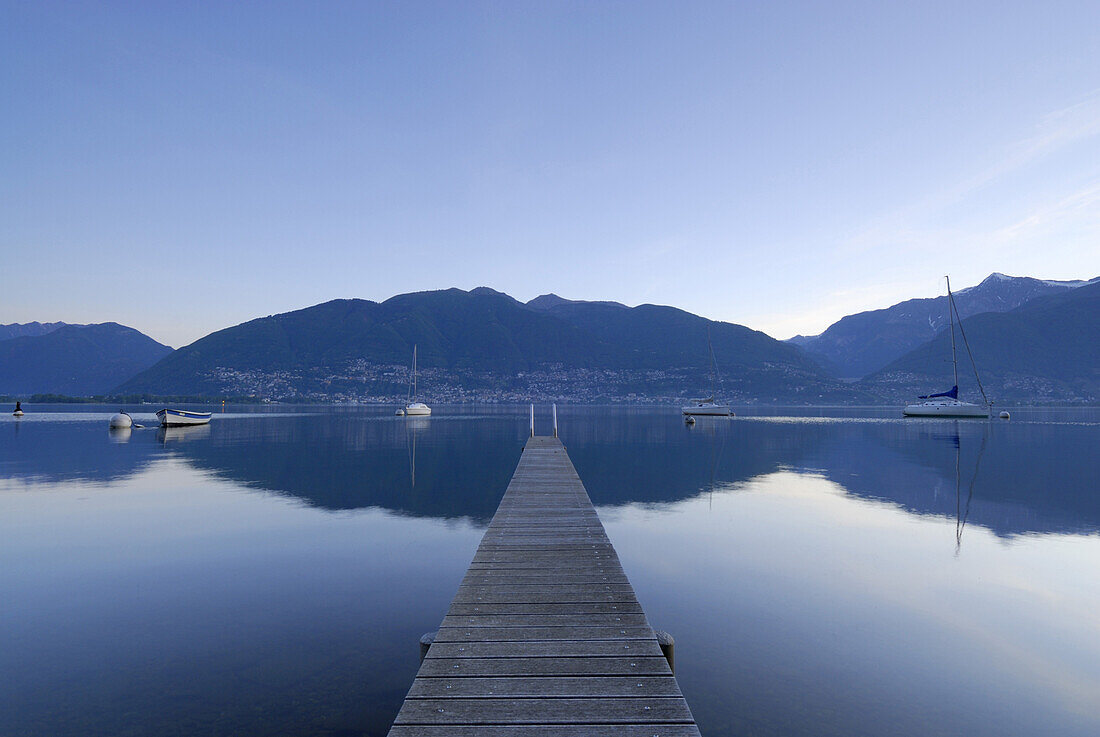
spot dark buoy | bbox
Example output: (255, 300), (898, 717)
(12, 401), (23, 417)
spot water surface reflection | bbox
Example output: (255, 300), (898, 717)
(1, 406), (1098, 736)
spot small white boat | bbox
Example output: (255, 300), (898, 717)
(399, 345), (431, 417)
(682, 397), (732, 416)
(904, 276), (992, 419)
(156, 408), (213, 427)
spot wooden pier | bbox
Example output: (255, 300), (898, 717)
(388, 435), (700, 736)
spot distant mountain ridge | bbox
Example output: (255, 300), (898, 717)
(0, 323), (173, 396)
(0, 321), (77, 342)
(119, 287), (862, 403)
(788, 273), (1099, 378)
(863, 281), (1100, 403)
(525, 293), (628, 311)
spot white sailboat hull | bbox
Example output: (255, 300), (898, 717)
(903, 401), (989, 418)
(682, 403), (732, 416)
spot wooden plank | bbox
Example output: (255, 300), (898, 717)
(453, 586), (639, 603)
(406, 676), (685, 698)
(393, 697), (695, 724)
(432, 626), (653, 642)
(389, 727), (703, 737)
(460, 575), (632, 585)
(440, 613), (651, 628)
(424, 640), (664, 659)
(447, 602), (644, 616)
(470, 554), (620, 563)
(414, 656), (673, 677)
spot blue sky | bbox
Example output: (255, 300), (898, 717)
(3, 1), (1098, 347)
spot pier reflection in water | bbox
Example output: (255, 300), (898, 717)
(1, 405), (1098, 736)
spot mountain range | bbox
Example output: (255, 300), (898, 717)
(788, 273), (1098, 379)
(117, 287), (860, 403)
(863, 281), (1100, 403)
(0, 321), (76, 342)
(4, 273), (1097, 403)
(0, 323), (172, 396)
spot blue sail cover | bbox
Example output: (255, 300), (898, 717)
(919, 385), (958, 400)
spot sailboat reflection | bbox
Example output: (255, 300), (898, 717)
(952, 424), (989, 555)
(404, 416), (430, 488)
(685, 413), (728, 508)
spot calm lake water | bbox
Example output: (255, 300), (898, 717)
(2, 405), (1099, 736)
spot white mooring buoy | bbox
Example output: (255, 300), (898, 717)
(999, 411), (1010, 420)
(109, 411), (133, 429)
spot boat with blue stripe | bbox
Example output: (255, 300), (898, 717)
(156, 408), (213, 427)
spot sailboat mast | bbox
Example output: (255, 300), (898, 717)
(706, 326), (722, 395)
(946, 276), (959, 388)
(413, 344), (417, 399)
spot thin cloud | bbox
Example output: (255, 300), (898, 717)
(840, 89), (1100, 257)
(991, 181), (1100, 242)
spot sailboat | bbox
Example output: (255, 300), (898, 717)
(904, 276), (991, 418)
(397, 344), (431, 417)
(682, 328), (732, 417)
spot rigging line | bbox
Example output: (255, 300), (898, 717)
(948, 289), (990, 406)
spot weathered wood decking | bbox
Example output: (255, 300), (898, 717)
(388, 436), (700, 736)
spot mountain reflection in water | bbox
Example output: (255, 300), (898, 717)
(2, 407), (1098, 538)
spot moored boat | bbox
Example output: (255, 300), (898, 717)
(681, 328), (733, 417)
(399, 345), (431, 417)
(156, 408), (213, 427)
(682, 397), (732, 416)
(903, 276), (992, 419)
(902, 387), (989, 417)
